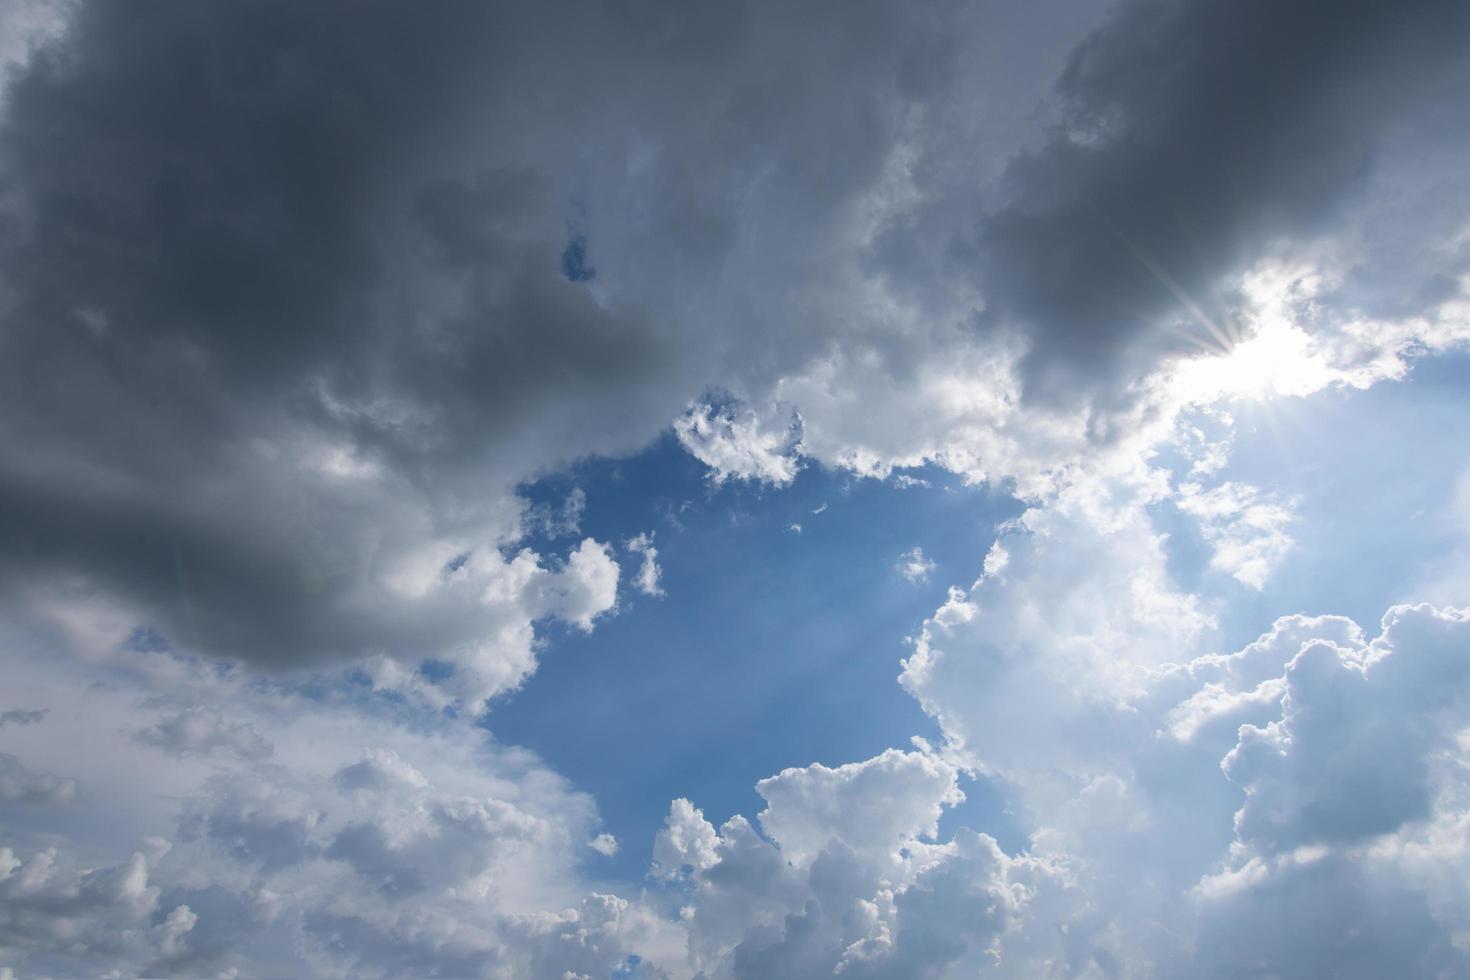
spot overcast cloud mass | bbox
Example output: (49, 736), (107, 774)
(1, 0), (1469, 976)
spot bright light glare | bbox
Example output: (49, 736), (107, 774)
(1171, 312), (1336, 404)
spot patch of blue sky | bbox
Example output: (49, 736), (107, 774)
(561, 233), (596, 282)
(493, 433), (1026, 880)
(1157, 349), (1470, 652)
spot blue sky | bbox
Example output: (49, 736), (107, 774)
(2, 2), (1470, 977)
(499, 443), (1025, 879)
(1188, 351), (1470, 645)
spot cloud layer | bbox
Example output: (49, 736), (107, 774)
(2, 0), (1469, 976)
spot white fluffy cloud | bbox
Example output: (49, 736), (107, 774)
(755, 750), (962, 869)
(885, 496), (1470, 976)
(651, 574), (1470, 977)
(673, 403), (803, 487)
(651, 748), (1069, 979)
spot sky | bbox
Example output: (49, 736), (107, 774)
(0, 1), (1468, 977)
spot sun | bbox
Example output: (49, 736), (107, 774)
(1167, 265), (1340, 405)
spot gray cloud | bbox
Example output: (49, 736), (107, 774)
(0, 0), (1015, 680)
(177, 774), (320, 871)
(134, 705), (273, 762)
(970, 0), (1470, 403)
(0, 709), (47, 729)
(3, 0), (1465, 682)
(1224, 606), (1470, 854)
(1193, 855), (1465, 980)
(0, 752), (76, 805)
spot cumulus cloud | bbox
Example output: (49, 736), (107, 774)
(332, 748), (429, 795)
(673, 403), (803, 487)
(651, 749), (1066, 979)
(363, 535), (620, 708)
(658, 567), (1470, 977)
(901, 482), (1214, 788)
(0, 640), (681, 977)
(1180, 605), (1470, 978)
(1223, 605), (1470, 855)
(652, 799), (721, 880)
(888, 493), (1470, 977)
(179, 774), (322, 872)
(0, 842), (200, 975)
(755, 749), (962, 868)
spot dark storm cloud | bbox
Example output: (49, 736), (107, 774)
(0, 0), (1465, 675)
(0, 1), (676, 669)
(0, 0), (987, 672)
(973, 0), (1470, 401)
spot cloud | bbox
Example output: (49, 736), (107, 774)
(332, 748), (429, 795)
(538, 538), (622, 633)
(0, 0), (1464, 714)
(1176, 480), (1295, 589)
(1182, 605), (1470, 978)
(674, 402), (802, 487)
(970, 0), (1470, 401)
(755, 749), (962, 869)
(894, 547), (936, 584)
(0, 0), (65, 79)
(651, 749), (1065, 979)
(178, 773), (322, 872)
(1223, 605), (1470, 855)
(0, 842), (199, 974)
(359, 535), (621, 708)
(0, 0), (1023, 690)
(626, 532), (665, 598)
(900, 481), (1214, 788)
(0, 638), (679, 977)
(525, 487), (588, 540)
(0, 708), (47, 729)
(1, 0), (1469, 976)
(652, 799), (721, 880)
(0, 753), (76, 805)
(502, 894), (677, 980)
(890, 489), (1470, 977)
(134, 705), (273, 762)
